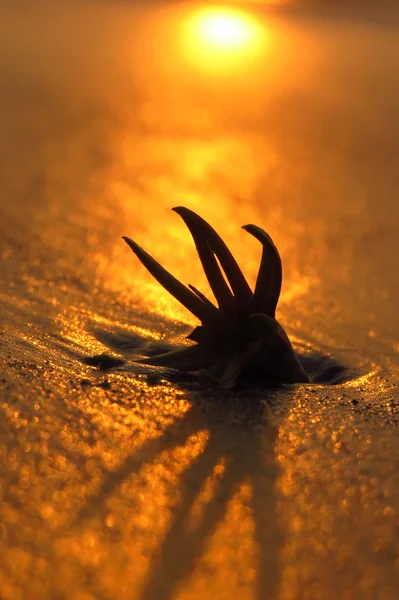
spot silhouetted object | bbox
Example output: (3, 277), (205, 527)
(123, 207), (309, 388)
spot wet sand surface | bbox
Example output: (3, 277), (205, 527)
(1, 2), (399, 599)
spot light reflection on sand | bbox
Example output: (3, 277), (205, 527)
(276, 386), (399, 600)
(181, 5), (268, 76)
(1, 1), (399, 600)
(92, 128), (316, 325)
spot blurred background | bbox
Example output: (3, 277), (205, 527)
(1, 2), (399, 599)
(1, 0), (399, 339)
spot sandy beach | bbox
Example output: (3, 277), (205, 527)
(1, 2), (399, 598)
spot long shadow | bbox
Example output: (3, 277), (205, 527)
(136, 393), (285, 600)
(72, 371), (291, 600)
(71, 324), (357, 599)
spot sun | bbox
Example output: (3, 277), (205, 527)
(196, 9), (254, 49)
(182, 6), (266, 74)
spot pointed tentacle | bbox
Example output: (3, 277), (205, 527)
(242, 225), (282, 317)
(188, 284), (217, 310)
(173, 207), (253, 315)
(186, 325), (203, 342)
(173, 208), (236, 316)
(122, 236), (223, 327)
(136, 344), (215, 371)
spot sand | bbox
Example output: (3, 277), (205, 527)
(1, 2), (399, 599)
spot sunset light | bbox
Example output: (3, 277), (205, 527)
(182, 6), (266, 73)
(196, 9), (254, 49)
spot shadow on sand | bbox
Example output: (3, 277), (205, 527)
(68, 324), (357, 599)
(74, 381), (288, 600)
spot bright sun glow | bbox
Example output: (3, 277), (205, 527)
(197, 10), (254, 49)
(182, 6), (266, 74)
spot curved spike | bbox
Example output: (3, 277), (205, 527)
(122, 236), (223, 327)
(186, 325), (203, 342)
(137, 344), (215, 371)
(173, 207), (252, 315)
(188, 284), (217, 310)
(173, 208), (236, 316)
(242, 225), (282, 317)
